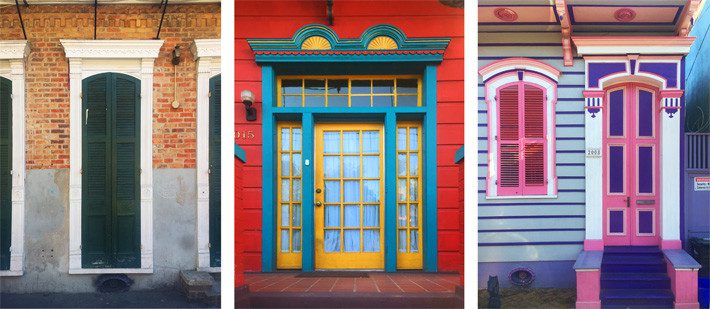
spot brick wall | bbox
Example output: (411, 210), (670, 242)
(0, 3), (220, 169)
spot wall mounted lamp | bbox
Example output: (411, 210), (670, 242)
(241, 89), (257, 121)
(172, 45), (181, 65)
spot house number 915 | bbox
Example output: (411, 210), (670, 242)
(235, 130), (255, 140)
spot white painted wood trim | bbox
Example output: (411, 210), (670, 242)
(0, 40), (28, 276)
(573, 37), (695, 56)
(584, 96), (604, 241)
(192, 39), (220, 269)
(660, 99), (681, 242)
(68, 267), (153, 275)
(62, 39), (163, 274)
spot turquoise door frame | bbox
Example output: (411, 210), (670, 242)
(260, 65), (439, 272)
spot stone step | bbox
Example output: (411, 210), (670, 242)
(604, 246), (662, 254)
(601, 289), (674, 308)
(179, 270), (221, 305)
(601, 273), (670, 290)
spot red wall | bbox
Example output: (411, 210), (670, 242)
(235, 0), (464, 272)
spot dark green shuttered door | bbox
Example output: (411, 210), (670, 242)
(82, 73), (140, 268)
(0, 77), (11, 270)
(209, 75), (221, 267)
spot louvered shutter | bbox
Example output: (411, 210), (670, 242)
(498, 85), (521, 194)
(522, 85), (546, 195)
(82, 73), (140, 268)
(0, 78), (12, 270)
(112, 74), (140, 268)
(209, 75), (221, 267)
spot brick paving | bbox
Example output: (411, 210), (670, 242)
(245, 272), (460, 294)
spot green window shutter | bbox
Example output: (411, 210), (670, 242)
(0, 77), (12, 270)
(209, 75), (221, 267)
(82, 73), (140, 269)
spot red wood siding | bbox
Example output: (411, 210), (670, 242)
(235, 158), (245, 286)
(235, 0), (463, 272)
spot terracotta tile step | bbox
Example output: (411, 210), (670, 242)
(248, 291), (463, 308)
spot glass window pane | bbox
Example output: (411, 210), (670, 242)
(324, 230), (340, 252)
(397, 95), (418, 107)
(638, 146), (653, 194)
(363, 180), (380, 202)
(397, 179), (407, 202)
(351, 80), (370, 94)
(373, 95), (394, 107)
(292, 179), (302, 201)
(328, 95), (348, 107)
(304, 79), (325, 95)
(397, 128), (407, 151)
(281, 204), (289, 227)
(638, 91), (654, 137)
(363, 205), (379, 227)
(282, 95), (302, 107)
(409, 153), (418, 176)
(305, 95), (325, 107)
(343, 156), (360, 178)
(292, 128), (302, 151)
(409, 204), (418, 227)
(398, 230), (407, 252)
(344, 205), (360, 227)
(292, 204), (302, 227)
(609, 90), (624, 136)
(281, 179), (290, 201)
(343, 180), (360, 202)
(281, 128), (290, 151)
(328, 79), (348, 94)
(325, 180), (340, 203)
(323, 132), (340, 154)
(281, 154), (291, 176)
(325, 205), (340, 227)
(292, 230), (302, 252)
(351, 96), (370, 107)
(409, 128), (419, 151)
(362, 131), (379, 153)
(324, 156), (340, 178)
(409, 179), (418, 202)
(397, 79), (418, 94)
(281, 229), (290, 252)
(344, 230), (360, 252)
(363, 230), (380, 252)
(281, 79), (302, 95)
(362, 156), (379, 178)
(609, 146), (624, 193)
(397, 154), (407, 176)
(373, 80), (394, 94)
(398, 204), (407, 227)
(409, 230), (419, 252)
(343, 132), (359, 153)
(292, 154), (302, 176)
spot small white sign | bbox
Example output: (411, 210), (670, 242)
(586, 148), (601, 157)
(695, 177), (710, 191)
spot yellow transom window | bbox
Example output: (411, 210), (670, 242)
(277, 75), (422, 107)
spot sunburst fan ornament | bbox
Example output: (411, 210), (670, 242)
(301, 36), (332, 50)
(367, 36), (398, 50)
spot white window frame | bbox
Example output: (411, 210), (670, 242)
(0, 40), (28, 277)
(481, 63), (559, 199)
(192, 39), (221, 272)
(61, 40), (163, 274)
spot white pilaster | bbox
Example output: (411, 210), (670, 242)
(68, 58), (83, 271)
(660, 95), (682, 244)
(584, 94), (604, 243)
(139, 58), (155, 270)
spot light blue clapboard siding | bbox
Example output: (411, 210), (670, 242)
(477, 32), (586, 262)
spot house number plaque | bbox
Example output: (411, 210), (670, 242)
(586, 148), (601, 157)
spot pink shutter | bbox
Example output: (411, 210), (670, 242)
(498, 85), (521, 195)
(498, 86), (519, 141)
(522, 84), (546, 194)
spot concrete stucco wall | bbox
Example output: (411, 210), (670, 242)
(1, 168), (198, 293)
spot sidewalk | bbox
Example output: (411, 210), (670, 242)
(0, 290), (218, 308)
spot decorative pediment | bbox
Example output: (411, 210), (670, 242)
(0, 40), (29, 60)
(247, 24), (450, 63)
(60, 40), (164, 59)
(191, 39), (221, 59)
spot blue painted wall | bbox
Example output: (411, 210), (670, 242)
(685, 3), (710, 133)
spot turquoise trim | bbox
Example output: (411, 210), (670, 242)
(454, 145), (464, 163)
(248, 24), (450, 52)
(423, 65), (438, 272)
(234, 143), (247, 163)
(261, 66), (276, 272)
(301, 113), (315, 271)
(384, 112), (397, 272)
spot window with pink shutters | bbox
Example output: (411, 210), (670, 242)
(496, 82), (547, 196)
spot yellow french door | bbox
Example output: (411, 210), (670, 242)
(315, 123), (385, 269)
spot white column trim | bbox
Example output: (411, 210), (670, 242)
(192, 39), (220, 271)
(0, 40), (28, 276)
(61, 39), (163, 274)
(660, 96), (682, 243)
(583, 95), (604, 242)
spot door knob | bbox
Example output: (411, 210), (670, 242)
(315, 201), (322, 207)
(316, 188), (322, 193)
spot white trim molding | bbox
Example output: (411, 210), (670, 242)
(660, 91), (683, 247)
(61, 39), (163, 274)
(0, 40), (29, 276)
(192, 39), (221, 271)
(573, 36), (695, 56)
(583, 90), (604, 243)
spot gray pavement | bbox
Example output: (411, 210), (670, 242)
(0, 290), (218, 308)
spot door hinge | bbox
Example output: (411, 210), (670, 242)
(80, 168), (83, 175)
(208, 91), (212, 98)
(208, 243), (211, 249)
(80, 92), (83, 99)
(139, 168), (142, 175)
